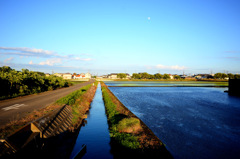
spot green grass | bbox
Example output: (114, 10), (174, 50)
(117, 118), (141, 133)
(56, 84), (92, 125)
(101, 85), (141, 149)
(70, 81), (85, 85)
(56, 84), (91, 105)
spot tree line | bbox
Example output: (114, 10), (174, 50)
(214, 73), (240, 79)
(117, 72), (240, 80)
(131, 73), (181, 79)
(0, 66), (71, 99)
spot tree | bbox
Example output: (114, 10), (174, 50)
(117, 73), (127, 79)
(132, 73), (141, 79)
(222, 73), (228, 79)
(154, 73), (162, 79)
(234, 74), (240, 79)
(141, 72), (150, 79)
(227, 73), (234, 79)
(214, 73), (228, 79)
(0, 66), (12, 73)
(0, 66), (71, 99)
(174, 75), (181, 79)
(163, 74), (170, 79)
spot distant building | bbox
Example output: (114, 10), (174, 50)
(126, 73), (131, 79)
(169, 74), (174, 79)
(45, 73), (50, 77)
(85, 73), (91, 79)
(108, 73), (118, 79)
(54, 73), (72, 79)
(54, 73), (63, 77)
(62, 73), (72, 79)
(72, 73), (91, 79)
(194, 74), (214, 79)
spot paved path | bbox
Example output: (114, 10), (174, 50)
(0, 79), (94, 128)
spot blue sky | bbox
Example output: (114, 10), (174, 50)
(0, 0), (240, 75)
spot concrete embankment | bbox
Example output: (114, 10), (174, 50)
(0, 104), (73, 158)
(101, 82), (173, 159)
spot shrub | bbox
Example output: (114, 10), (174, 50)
(117, 118), (142, 134)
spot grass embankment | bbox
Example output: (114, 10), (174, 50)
(0, 82), (97, 139)
(56, 82), (97, 129)
(101, 82), (173, 158)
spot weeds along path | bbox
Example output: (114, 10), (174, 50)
(101, 82), (173, 159)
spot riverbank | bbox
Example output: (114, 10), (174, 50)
(101, 82), (173, 158)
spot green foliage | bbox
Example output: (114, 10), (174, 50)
(174, 75), (181, 79)
(132, 72), (172, 80)
(227, 73), (234, 79)
(214, 73), (228, 79)
(0, 66), (71, 99)
(113, 132), (140, 149)
(56, 85), (91, 106)
(132, 73), (141, 79)
(55, 84), (92, 125)
(234, 74), (240, 79)
(117, 73), (127, 79)
(154, 73), (162, 79)
(117, 118), (141, 132)
(101, 85), (141, 149)
(163, 74), (170, 79)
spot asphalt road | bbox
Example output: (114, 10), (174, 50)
(0, 79), (94, 128)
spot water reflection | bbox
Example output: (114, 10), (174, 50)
(108, 86), (240, 159)
(70, 84), (113, 159)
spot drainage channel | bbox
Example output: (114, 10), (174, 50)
(70, 83), (113, 159)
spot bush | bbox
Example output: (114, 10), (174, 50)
(0, 66), (72, 99)
(117, 118), (142, 133)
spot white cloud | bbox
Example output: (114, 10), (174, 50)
(156, 64), (186, 70)
(72, 57), (92, 61)
(39, 58), (62, 66)
(0, 47), (54, 55)
(29, 60), (33, 64)
(81, 58), (92, 61)
(4, 57), (14, 62)
(148, 17), (151, 20)
(0, 46), (93, 62)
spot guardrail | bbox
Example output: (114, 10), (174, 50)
(0, 105), (73, 157)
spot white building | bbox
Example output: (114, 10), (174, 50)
(85, 73), (92, 79)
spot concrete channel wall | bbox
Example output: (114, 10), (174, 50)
(0, 105), (72, 157)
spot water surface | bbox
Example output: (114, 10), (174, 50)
(104, 81), (228, 87)
(108, 86), (240, 159)
(70, 84), (113, 159)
